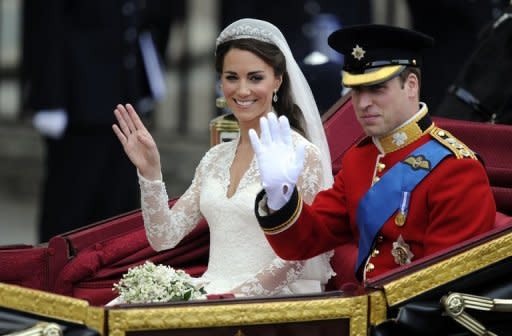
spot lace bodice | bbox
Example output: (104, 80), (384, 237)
(139, 131), (335, 296)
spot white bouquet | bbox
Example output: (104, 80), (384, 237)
(113, 261), (206, 304)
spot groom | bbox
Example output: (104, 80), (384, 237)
(249, 24), (495, 282)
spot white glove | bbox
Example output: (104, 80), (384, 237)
(32, 109), (68, 139)
(249, 112), (305, 210)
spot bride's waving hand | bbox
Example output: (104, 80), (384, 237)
(112, 103), (162, 181)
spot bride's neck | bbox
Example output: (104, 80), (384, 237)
(238, 124), (257, 146)
(237, 134), (253, 151)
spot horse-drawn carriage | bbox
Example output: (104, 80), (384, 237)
(1, 94), (512, 336)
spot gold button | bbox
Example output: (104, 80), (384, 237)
(377, 163), (386, 172)
(373, 176), (380, 183)
(366, 263), (375, 272)
(371, 249), (380, 257)
(438, 130), (446, 137)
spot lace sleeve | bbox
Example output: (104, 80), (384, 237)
(230, 140), (325, 296)
(231, 258), (306, 296)
(139, 158), (205, 251)
(296, 141), (325, 204)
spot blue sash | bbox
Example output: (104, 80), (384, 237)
(355, 140), (452, 273)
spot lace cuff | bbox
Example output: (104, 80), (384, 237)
(137, 169), (163, 182)
(138, 170), (200, 251)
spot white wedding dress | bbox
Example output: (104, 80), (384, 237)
(137, 131), (335, 297)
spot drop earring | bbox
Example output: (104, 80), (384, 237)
(216, 96), (227, 108)
(216, 83), (227, 108)
(273, 90), (278, 103)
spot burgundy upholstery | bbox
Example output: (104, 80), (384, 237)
(0, 245), (59, 291)
(55, 225), (208, 305)
(431, 116), (512, 215)
(50, 199), (209, 306)
(0, 237), (69, 292)
(322, 96), (366, 176)
(496, 211), (512, 228)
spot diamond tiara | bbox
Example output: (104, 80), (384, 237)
(216, 21), (278, 47)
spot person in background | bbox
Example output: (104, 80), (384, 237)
(111, 18), (335, 300)
(250, 24), (496, 283)
(407, 0), (509, 113)
(21, 0), (183, 242)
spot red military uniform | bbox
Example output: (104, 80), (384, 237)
(256, 107), (496, 282)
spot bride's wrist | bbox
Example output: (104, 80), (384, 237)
(137, 169), (162, 182)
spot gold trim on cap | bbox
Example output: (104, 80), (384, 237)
(342, 65), (404, 87)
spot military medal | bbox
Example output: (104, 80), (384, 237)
(391, 235), (414, 265)
(395, 191), (410, 227)
(395, 212), (406, 226)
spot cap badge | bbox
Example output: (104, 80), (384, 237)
(351, 44), (366, 60)
(391, 235), (414, 265)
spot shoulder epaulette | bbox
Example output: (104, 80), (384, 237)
(429, 126), (477, 160)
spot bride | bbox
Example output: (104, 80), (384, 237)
(111, 18), (335, 299)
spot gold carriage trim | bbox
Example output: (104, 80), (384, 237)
(382, 229), (512, 307)
(430, 127), (477, 160)
(369, 291), (388, 326)
(108, 294), (369, 336)
(262, 192), (303, 235)
(0, 283), (105, 335)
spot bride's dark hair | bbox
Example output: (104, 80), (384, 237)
(215, 38), (305, 135)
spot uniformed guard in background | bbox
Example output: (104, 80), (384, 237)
(22, 0), (184, 242)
